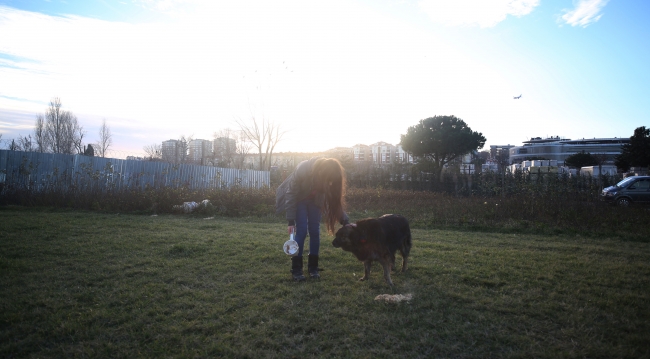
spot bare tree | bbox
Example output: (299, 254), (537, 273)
(235, 115), (286, 171)
(234, 131), (253, 170)
(265, 122), (286, 170)
(42, 97), (83, 154)
(95, 118), (113, 157)
(33, 114), (47, 152)
(143, 143), (162, 161)
(213, 128), (239, 167)
(72, 121), (86, 154)
(178, 135), (193, 164)
(17, 134), (36, 152)
(8, 139), (19, 151)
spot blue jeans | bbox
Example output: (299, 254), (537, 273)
(295, 199), (322, 256)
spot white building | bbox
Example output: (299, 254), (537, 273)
(352, 142), (412, 165)
(453, 153), (473, 174)
(509, 137), (629, 165)
(370, 141), (395, 165)
(580, 165), (618, 176)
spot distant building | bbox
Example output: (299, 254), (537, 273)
(324, 147), (354, 166)
(508, 160), (560, 174)
(352, 142), (412, 165)
(213, 137), (236, 158)
(580, 165), (618, 176)
(370, 141), (395, 165)
(324, 147), (353, 157)
(458, 153), (475, 174)
(490, 144), (514, 162)
(353, 144), (371, 162)
(211, 137), (237, 167)
(395, 144), (413, 164)
(189, 139), (212, 164)
(271, 153), (303, 169)
(162, 139), (180, 163)
(509, 137), (629, 165)
(482, 163), (499, 173)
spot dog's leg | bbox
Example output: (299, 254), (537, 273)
(380, 259), (394, 286)
(401, 231), (412, 273)
(401, 254), (409, 272)
(360, 260), (372, 281)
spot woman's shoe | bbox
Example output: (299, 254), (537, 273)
(308, 254), (320, 279)
(291, 256), (306, 282)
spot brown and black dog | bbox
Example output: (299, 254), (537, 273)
(332, 214), (412, 286)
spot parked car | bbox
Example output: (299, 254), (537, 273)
(600, 176), (650, 206)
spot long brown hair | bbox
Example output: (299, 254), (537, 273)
(312, 158), (346, 234)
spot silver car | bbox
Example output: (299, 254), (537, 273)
(601, 176), (650, 206)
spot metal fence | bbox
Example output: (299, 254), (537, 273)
(0, 150), (269, 192)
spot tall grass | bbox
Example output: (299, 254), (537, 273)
(1, 167), (648, 239)
(0, 179), (277, 217)
(346, 164), (621, 198)
(346, 187), (649, 240)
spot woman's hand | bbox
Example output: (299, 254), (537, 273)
(288, 226), (296, 235)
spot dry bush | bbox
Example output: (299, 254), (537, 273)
(1, 169), (647, 239)
(345, 187), (649, 239)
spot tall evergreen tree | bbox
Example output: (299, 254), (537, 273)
(400, 115), (486, 182)
(615, 127), (650, 172)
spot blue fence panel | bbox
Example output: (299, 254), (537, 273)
(0, 150), (269, 192)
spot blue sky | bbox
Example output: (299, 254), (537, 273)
(0, 0), (648, 158)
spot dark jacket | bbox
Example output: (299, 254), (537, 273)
(275, 157), (349, 225)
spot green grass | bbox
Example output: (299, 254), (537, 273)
(1, 207), (649, 358)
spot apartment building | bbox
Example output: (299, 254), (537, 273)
(189, 139), (212, 164)
(213, 137), (236, 158)
(352, 142), (414, 165)
(161, 139), (180, 163)
(370, 141), (395, 165)
(490, 144), (514, 161)
(395, 144), (412, 163)
(353, 144), (371, 162)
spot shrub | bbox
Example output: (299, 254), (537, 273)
(1, 169), (647, 239)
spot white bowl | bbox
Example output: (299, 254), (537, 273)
(283, 234), (299, 256)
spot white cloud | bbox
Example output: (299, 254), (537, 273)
(418, 0), (539, 28)
(560, 0), (609, 27)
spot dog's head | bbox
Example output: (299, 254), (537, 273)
(332, 224), (366, 250)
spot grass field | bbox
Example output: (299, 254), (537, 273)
(1, 206), (649, 358)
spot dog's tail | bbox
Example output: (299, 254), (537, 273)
(401, 222), (412, 258)
(402, 227), (413, 257)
